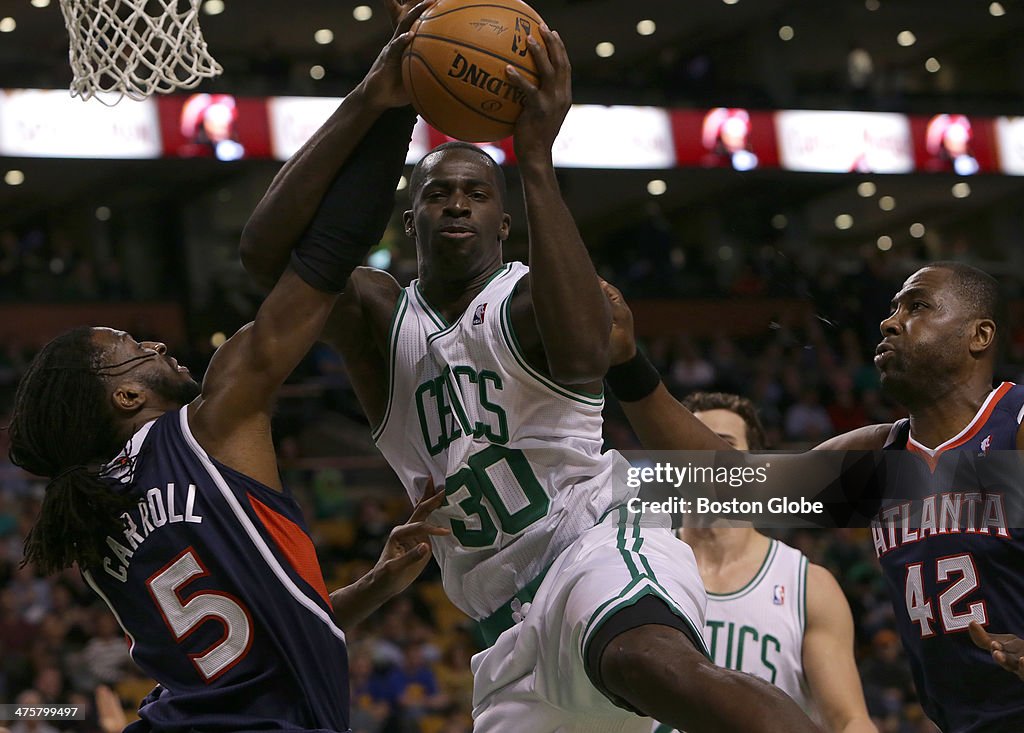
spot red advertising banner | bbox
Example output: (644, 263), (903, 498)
(908, 113), (999, 175)
(157, 94), (272, 161)
(671, 108), (779, 170)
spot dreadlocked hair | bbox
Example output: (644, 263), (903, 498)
(8, 327), (137, 575)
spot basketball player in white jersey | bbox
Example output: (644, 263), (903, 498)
(240, 3), (821, 731)
(651, 392), (876, 733)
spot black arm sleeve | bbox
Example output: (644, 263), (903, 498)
(290, 106), (418, 293)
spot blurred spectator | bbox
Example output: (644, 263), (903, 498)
(784, 387), (835, 442)
(352, 498), (394, 564)
(372, 642), (447, 722)
(6, 564), (50, 625)
(349, 645), (389, 733)
(9, 689), (60, 733)
(82, 610), (132, 686)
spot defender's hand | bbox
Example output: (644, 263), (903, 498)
(601, 279), (637, 367)
(96, 686), (127, 733)
(370, 488), (450, 598)
(505, 25), (571, 161)
(361, 0), (434, 109)
(970, 621), (1024, 682)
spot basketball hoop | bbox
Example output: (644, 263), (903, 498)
(59, 0), (223, 104)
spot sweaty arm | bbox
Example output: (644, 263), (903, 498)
(506, 27), (610, 385)
(330, 490), (449, 628)
(600, 279), (732, 451)
(239, 4), (425, 288)
(190, 268), (339, 488)
(802, 565), (877, 733)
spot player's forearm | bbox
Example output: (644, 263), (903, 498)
(519, 156), (610, 383)
(231, 268), (339, 394)
(330, 569), (393, 629)
(619, 383), (734, 452)
(240, 85), (388, 289)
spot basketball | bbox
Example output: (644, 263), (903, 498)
(402, 0), (547, 142)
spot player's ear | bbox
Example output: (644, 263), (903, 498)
(111, 381), (148, 415)
(969, 318), (996, 356)
(498, 213), (511, 242)
(403, 210), (416, 238)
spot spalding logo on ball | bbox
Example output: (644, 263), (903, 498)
(402, 0), (546, 143)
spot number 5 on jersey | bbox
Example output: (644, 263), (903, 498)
(147, 548), (254, 681)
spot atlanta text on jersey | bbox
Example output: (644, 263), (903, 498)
(871, 491), (1010, 558)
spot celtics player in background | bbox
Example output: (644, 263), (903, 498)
(240, 3), (821, 731)
(651, 392), (876, 733)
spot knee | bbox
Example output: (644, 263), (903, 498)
(600, 624), (707, 698)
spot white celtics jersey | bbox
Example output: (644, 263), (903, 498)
(654, 539), (815, 733)
(707, 539), (813, 712)
(374, 262), (633, 620)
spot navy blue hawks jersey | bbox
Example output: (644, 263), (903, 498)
(84, 407), (350, 733)
(876, 382), (1024, 733)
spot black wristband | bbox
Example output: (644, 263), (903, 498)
(605, 349), (662, 402)
(291, 106), (418, 293)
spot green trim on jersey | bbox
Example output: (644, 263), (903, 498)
(371, 290), (409, 442)
(477, 562), (551, 647)
(498, 288), (605, 407)
(581, 508), (711, 661)
(707, 538), (778, 600)
(424, 264), (514, 345)
(798, 555), (808, 634)
(413, 282), (448, 330)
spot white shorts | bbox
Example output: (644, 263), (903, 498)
(470, 506), (708, 733)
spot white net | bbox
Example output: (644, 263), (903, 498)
(59, 0), (223, 104)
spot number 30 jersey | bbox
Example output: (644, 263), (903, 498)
(374, 262), (634, 621)
(85, 407), (350, 733)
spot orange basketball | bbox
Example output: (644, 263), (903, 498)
(402, 0), (546, 143)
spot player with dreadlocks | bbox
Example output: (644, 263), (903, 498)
(12, 327), (199, 573)
(6, 4), (447, 731)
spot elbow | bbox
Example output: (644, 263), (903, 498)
(238, 222), (261, 272)
(238, 224), (277, 291)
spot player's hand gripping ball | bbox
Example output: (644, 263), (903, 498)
(401, 0), (546, 142)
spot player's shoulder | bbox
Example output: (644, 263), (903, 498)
(813, 423), (892, 450)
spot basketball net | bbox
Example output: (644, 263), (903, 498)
(59, 0), (223, 104)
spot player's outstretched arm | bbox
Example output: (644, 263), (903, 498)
(504, 27), (610, 385)
(331, 489), (451, 628)
(969, 621), (1024, 682)
(802, 564), (878, 733)
(189, 268), (341, 488)
(601, 279), (732, 451)
(239, 0), (429, 289)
